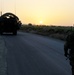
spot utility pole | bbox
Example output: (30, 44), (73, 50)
(0, 0), (2, 16)
(14, 0), (16, 15)
(0, 11), (2, 16)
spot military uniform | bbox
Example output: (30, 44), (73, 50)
(64, 32), (74, 75)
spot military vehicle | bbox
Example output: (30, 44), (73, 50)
(0, 12), (21, 35)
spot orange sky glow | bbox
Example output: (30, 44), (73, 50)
(0, 0), (74, 26)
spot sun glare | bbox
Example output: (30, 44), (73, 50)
(40, 21), (43, 25)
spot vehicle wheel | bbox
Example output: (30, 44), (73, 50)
(13, 31), (17, 35)
(0, 31), (3, 35)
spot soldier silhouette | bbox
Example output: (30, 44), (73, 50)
(64, 31), (74, 75)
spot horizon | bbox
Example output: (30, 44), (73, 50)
(0, 0), (74, 26)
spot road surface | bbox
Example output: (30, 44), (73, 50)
(2, 32), (71, 75)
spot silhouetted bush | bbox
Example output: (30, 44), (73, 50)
(28, 23), (32, 26)
(20, 25), (74, 40)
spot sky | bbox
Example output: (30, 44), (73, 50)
(0, 0), (74, 26)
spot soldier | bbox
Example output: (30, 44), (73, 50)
(64, 31), (74, 75)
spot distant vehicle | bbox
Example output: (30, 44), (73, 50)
(0, 12), (22, 35)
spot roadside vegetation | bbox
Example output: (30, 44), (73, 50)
(20, 24), (74, 41)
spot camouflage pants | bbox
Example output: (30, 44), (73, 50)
(69, 55), (74, 75)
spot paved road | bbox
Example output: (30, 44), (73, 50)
(2, 32), (71, 75)
(0, 36), (7, 75)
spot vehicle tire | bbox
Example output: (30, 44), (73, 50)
(0, 31), (3, 35)
(13, 31), (17, 35)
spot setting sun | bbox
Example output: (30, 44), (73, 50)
(40, 21), (43, 25)
(1, 0), (74, 26)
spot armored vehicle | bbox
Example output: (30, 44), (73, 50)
(0, 12), (21, 35)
